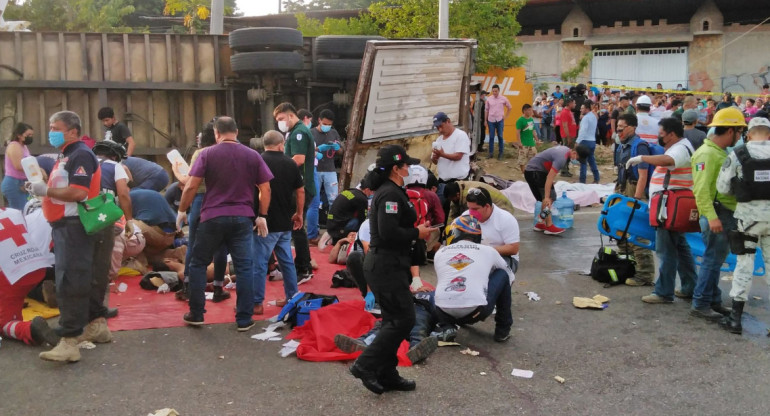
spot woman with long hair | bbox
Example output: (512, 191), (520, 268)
(2, 122), (34, 210)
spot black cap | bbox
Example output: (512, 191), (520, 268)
(432, 112), (450, 128)
(375, 144), (420, 168)
(575, 143), (591, 164)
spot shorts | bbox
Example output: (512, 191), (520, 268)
(517, 146), (537, 166)
(524, 170), (557, 202)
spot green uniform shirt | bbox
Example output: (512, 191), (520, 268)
(515, 116), (536, 147)
(691, 139), (737, 220)
(285, 122), (317, 198)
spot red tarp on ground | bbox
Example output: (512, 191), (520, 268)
(107, 247), (362, 332)
(286, 300), (412, 366)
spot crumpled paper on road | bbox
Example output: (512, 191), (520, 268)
(573, 294), (610, 309)
(147, 409), (179, 416)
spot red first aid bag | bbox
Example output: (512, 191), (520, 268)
(649, 164), (701, 233)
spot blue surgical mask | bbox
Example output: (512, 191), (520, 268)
(48, 131), (65, 148)
(304, 121), (312, 128)
(320, 125), (332, 133)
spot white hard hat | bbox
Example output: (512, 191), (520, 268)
(636, 95), (652, 106)
(405, 165), (428, 186)
(748, 117), (770, 131)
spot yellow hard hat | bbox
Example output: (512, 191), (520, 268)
(708, 107), (747, 127)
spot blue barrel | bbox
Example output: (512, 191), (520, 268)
(552, 192), (574, 229)
(597, 193), (656, 249)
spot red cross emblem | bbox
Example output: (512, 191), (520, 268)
(0, 217), (28, 246)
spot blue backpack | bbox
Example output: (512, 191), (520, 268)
(628, 138), (664, 186)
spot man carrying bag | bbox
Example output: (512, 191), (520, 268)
(626, 118), (698, 306)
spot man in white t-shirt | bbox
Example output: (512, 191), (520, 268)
(460, 187), (520, 272)
(635, 95), (659, 145)
(431, 112), (471, 182)
(433, 215), (515, 342)
(626, 117), (698, 305)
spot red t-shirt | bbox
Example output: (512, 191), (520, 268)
(559, 109), (577, 138)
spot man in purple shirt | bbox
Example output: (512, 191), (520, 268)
(177, 117), (273, 331)
(485, 84), (512, 160)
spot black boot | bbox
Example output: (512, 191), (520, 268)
(719, 300), (744, 334)
(212, 285), (231, 303)
(175, 282), (189, 301)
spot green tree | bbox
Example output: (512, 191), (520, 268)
(4, 0), (135, 32)
(296, 12), (379, 36)
(163, 0), (239, 33)
(284, 0), (376, 12)
(368, 0), (526, 72)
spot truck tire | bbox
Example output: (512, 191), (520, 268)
(315, 59), (362, 80)
(230, 52), (304, 74)
(315, 35), (385, 58)
(229, 27), (304, 52)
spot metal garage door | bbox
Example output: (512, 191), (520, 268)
(591, 47), (688, 90)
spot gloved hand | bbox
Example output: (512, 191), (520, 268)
(318, 143), (332, 152)
(26, 181), (48, 197)
(625, 155), (643, 169)
(316, 152), (323, 160)
(364, 291), (375, 310)
(331, 142), (341, 151)
(410, 276), (424, 292)
(176, 211), (187, 230)
(254, 216), (268, 237)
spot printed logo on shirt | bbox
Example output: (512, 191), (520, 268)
(296, 134), (303, 141)
(445, 277), (467, 292)
(756, 170), (770, 182)
(385, 201), (398, 214)
(74, 166), (88, 176)
(695, 162), (705, 172)
(447, 253), (474, 271)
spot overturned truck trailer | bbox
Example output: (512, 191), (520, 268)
(340, 39), (477, 189)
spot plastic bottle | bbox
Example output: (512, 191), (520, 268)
(166, 149), (189, 175)
(552, 191), (575, 229)
(21, 156), (44, 184)
(48, 163), (69, 204)
(533, 201), (542, 227)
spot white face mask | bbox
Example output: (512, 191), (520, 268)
(278, 120), (289, 133)
(612, 132), (621, 144)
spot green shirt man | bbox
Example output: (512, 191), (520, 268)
(285, 122), (317, 199)
(515, 116), (537, 147)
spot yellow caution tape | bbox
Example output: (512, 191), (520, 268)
(542, 81), (767, 98)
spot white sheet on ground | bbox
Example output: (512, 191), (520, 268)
(502, 180), (615, 213)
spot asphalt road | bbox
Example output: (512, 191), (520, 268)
(2, 208), (769, 415)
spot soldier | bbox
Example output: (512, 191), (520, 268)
(716, 117), (770, 333)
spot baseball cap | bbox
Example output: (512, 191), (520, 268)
(432, 112), (450, 128)
(682, 109), (699, 125)
(406, 165), (429, 186)
(375, 144), (420, 168)
(602, 81), (608, 85)
(748, 117), (770, 131)
(575, 143), (591, 164)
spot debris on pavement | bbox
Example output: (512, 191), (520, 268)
(147, 409), (179, 416)
(525, 291), (541, 301)
(554, 376), (566, 384)
(511, 368), (534, 378)
(438, 341), (461, 347)
(573, 294), (610, 309)
(251, 331), (281, 341)
(753, 296), (762, 300)
(460, 348), (480, 356)
(78, 341), (96, 349)
(480, 372), (487, 376)
(721, 274), (733, 281)
(279, 340), (300, 357)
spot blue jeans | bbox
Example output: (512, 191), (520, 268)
(252, 231), (298, 305)
(188, 216), (254, 325)
(1, 176), (29, 210)
(540, 123), (553, 142)
(317, 171), (339, 209)
(578, 140), (600, 184)
(183, 193), (227, 282)
(692, 207), (736, 309)
(306, 170), (321, 240)
(652, 227), (697, 300)
(436, 269), (513, 332)
(488, 120), (505, 156)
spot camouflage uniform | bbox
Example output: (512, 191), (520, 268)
(716, 141), (770, 301)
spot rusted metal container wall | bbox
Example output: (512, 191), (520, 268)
(0, 32), (234, 155)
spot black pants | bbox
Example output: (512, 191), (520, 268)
(356, 252), (415, 376)
(345, 251), (368, 297)
(51, 218), (114, 337)
(524, 170), (557, 202)
(292, 199), (312, 274)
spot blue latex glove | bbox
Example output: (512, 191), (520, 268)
(364, 291), (375, 310)
(318, 143), (332, 152)
(316, 152), (323, 160)
(331, 142), (341, 151)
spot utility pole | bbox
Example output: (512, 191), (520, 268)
(210, 0), (224, 35)
(438, 0), (449, 39)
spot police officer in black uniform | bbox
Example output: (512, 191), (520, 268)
(349, 145), (434, 394)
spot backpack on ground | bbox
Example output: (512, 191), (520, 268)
(590, 237), (636, 286)
(276, 292), (340, 327)
(407, 188), (429, 227)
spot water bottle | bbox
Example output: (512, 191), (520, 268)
(533, 201), (542, 227)
(166, 149), (189, 175)
(552, 191), (575, 229)
(48, 163), (69, 204)
(21, 156), (44, 184)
